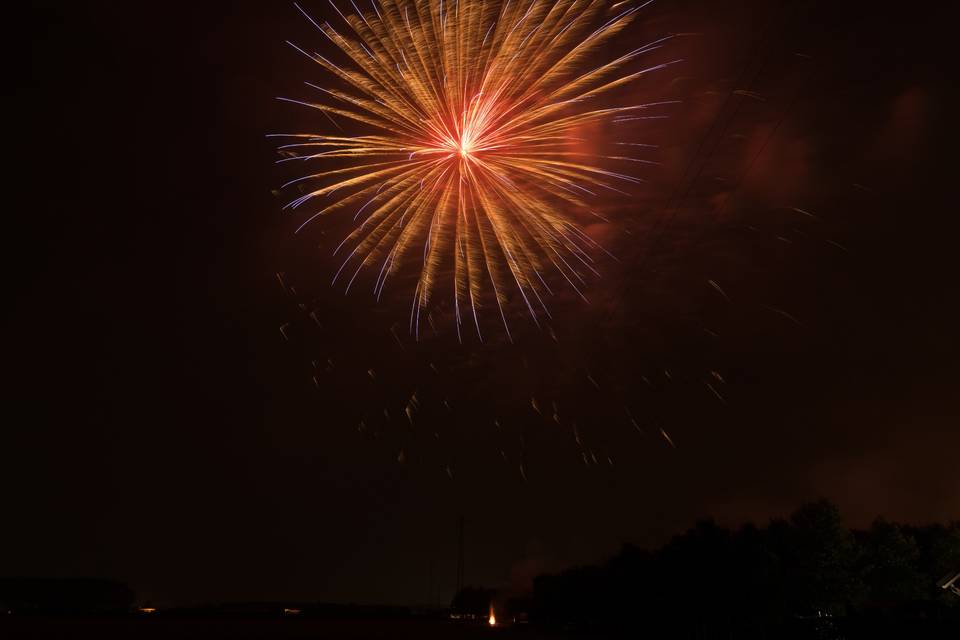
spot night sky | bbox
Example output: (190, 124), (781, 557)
(7, 0), (958, 608)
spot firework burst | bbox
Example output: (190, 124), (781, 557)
(274, 0), (677, 341)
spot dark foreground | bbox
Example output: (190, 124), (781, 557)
(1, 617), (591, 640)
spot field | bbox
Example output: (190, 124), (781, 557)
(0, 616), (593, 640)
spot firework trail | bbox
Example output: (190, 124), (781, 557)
(274, 0), (677, 341)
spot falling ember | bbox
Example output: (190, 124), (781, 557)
(275, 0), (677, 338)
(488, 604), (497, 626)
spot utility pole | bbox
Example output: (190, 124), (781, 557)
(455, 514), (465, 597)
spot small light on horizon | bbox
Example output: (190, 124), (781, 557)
(488, 605), (496, 626)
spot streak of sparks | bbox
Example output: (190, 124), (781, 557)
(275, 0), (677, 339)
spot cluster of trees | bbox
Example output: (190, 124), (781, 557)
(528, 501), (959, 637)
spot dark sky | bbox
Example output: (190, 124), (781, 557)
(6, 0), (958, 607)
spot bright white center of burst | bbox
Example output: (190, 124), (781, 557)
(459, 128), (477, 156)
(447, 135), (474, 159)
(444, 125), (477, 159)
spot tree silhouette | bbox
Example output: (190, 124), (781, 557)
(860, 519), (926, 606)
(529, 500), (960, 638)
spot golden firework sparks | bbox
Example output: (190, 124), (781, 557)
(274, 0), (678, 341)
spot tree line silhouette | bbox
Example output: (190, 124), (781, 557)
(455, 500), (959, 638)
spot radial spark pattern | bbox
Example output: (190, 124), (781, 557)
(275, 0), (676, 340)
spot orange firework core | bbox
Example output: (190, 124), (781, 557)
(436, 109), (485, 161)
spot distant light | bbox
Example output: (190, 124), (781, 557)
(283, 608), (302, 615)
(488, 605), (496, 626)
(138, 607), (157, 614)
